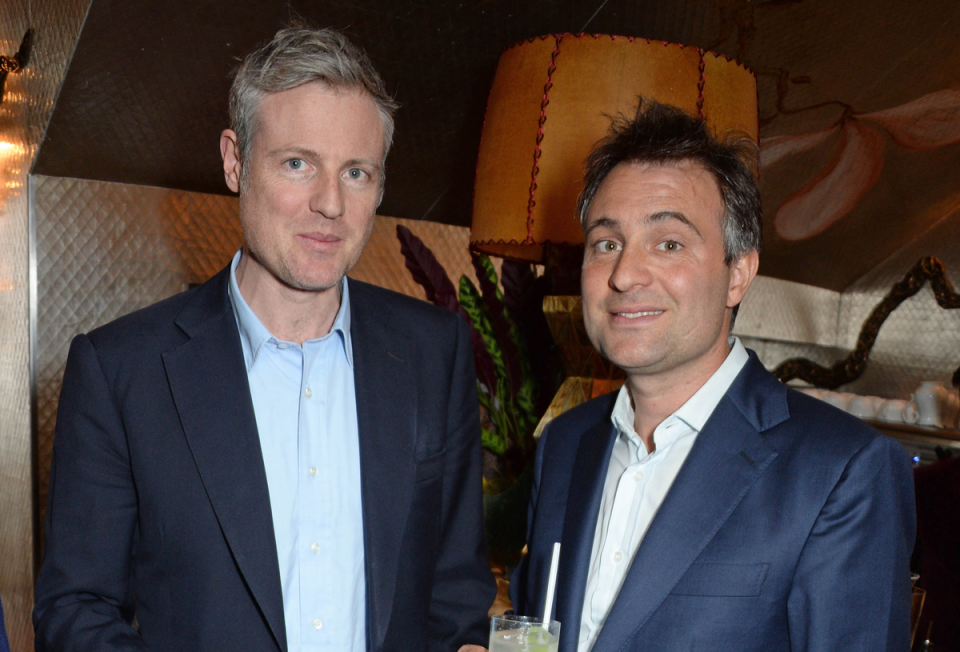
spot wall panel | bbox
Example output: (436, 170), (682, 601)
(0, 2), (90, 649)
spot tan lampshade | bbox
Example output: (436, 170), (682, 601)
(470, 34), (758, 263)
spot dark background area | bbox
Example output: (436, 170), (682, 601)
(32, 0), (960, 290)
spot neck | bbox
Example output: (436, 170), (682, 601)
(235, 252), (342, 344)
(626, 338), (732, 452)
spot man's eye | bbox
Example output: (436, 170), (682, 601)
(596, 240), (621, 253)
(285, 159), (305, 171)
(658, 240), (681, 252)
(345, 168), (368, 181)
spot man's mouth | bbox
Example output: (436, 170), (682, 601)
(614, 310), (664, 318)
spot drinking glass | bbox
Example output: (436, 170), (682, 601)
(489, 614), (560, 652)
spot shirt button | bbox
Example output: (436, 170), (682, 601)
(312, 618), (323, 630)
(304, 387), (313, 398)
(308, 466), (318, 477)
(277, 343), (287, 350)
(634, 470), (645, 482)
(613, 551), (623, 563)
(310, 542), (320, 554)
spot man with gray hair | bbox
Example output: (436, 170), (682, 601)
(35, 26), (495, 652)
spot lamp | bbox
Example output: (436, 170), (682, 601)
(469, 33), (758, 424)
(0, 30), (32, 106)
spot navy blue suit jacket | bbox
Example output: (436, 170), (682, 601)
(511, 353), (916, 651)
(0, 596), (10, 652)
(34, 266), (495, 651)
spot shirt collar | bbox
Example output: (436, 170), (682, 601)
(611, 336), (750, 443)
(227, 249), (354, 370)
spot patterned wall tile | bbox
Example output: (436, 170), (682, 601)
(836, 214), (960, 398)
(734, 275), (841, 347)
(0, 1), (91, 649)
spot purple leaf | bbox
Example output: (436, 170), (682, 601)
(471, 253), (522, 394)
(463, 306), (498, 393)
(396, 224), (459, 312)
(500, 260), (536, 322)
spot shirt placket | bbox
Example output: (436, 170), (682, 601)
(299, 340), (333, 646)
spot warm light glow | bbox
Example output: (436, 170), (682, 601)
(0, 140), (27, 156)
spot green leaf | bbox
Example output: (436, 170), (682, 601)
(459, 276), (509, 385)
(481, 425), (507, 456)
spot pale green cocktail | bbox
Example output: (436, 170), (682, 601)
(489, 614), (560, 652)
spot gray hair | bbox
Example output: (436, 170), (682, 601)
(577, 98), (762, 265)
(229, 26), (399, 191)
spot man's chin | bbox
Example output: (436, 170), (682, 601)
(282, 274), (344, 293)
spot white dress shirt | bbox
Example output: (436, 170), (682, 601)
(228, 250), (366, 652)
(578, 337), (750, 652)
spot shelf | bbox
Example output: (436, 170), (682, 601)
(865, 420), (960, 465)
(865, 420), (960, 442)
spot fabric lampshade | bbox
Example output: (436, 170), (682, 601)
(470, 34), (758, 263)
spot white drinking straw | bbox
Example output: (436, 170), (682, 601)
(541, 542), (561, 625)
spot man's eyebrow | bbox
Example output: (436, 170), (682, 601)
(342, 157), (383, 172)
(646, 211), (703, 239)
(584, 217), (620, 237)
(265, 146), (320, 159)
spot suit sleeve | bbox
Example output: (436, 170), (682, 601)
(786, 434), (916, 651)
(425, 315), (497, 651)
(33, 334), (148, 651)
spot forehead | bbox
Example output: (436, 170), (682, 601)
(254, 82), (384, 154)
(586, 160), (723, 226)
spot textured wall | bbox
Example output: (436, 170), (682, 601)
(734, 216), (960, 400)
(837, 210), (960, 399)
(0, 2), (90, 650)
(34, 176), (244, 527)
(33, 175), (487, 552)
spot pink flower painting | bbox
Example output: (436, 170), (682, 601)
(761, 89), (960, 240)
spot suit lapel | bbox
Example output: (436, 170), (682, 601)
(591, 356), (783, 652)
(555, 418), (618, 652)
(348, 280), (418, 651)
(162, 268), (286, 651)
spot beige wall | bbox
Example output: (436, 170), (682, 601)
(735, 221), (960, 399)
(0, 2), (90, 650)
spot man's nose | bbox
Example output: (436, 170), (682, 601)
(609, 246), (654, 292)
(309, 172), (345, 219)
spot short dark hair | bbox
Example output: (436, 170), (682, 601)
(577, 98), (762, 264)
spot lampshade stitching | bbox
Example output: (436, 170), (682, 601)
(525, 34), (564, 245)
(697, 48), (706, 119)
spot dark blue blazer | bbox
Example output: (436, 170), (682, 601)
(511, 353), (916, 651)
(34, 266), (495, 652)
(0, 596), (10, 652)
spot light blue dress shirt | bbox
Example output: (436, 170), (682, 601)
(227, 250), (366, 652)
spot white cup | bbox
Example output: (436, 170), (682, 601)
(902, 396), (920, 425)
(878, 399), (908, 423)
(915, 381), (946, 428)
(847, 395), (878, 420)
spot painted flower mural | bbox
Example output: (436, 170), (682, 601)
(762, 88), (960, 240)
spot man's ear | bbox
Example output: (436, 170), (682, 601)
(220, 129), (242, 194)
(727, 249), (760, 309)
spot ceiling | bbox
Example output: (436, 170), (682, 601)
(33, 0), (960, 291)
